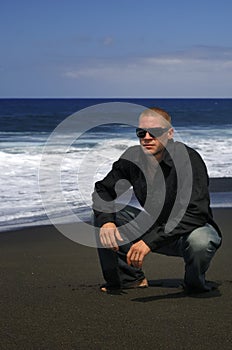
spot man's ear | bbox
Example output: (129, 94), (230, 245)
(167, 128), (174, 140)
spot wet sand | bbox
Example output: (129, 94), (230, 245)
(0, 208), (231, 349)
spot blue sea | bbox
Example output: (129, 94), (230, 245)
(0, 98), (232, 232)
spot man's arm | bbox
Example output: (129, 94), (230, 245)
(92, 158), (131, 226)
(92, 153), (134, 251)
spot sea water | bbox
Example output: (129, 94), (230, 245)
(0, 98), (231, 232)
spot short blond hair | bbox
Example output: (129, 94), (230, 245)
(139, 107), (172, 126)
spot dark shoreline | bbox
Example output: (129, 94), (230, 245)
(0, 207), (231, 349)
(209, 177), (232, 192)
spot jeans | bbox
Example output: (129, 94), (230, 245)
(95, 206), (222, 290)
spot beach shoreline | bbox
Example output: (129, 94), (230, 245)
(1, 176), (231, 234)
(209, 177), (232, 192)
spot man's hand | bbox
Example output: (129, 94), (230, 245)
(99, 222), (123, 251)
(127, 240), (151, 269)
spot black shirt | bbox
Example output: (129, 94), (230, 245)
(92, 140), (221, 251)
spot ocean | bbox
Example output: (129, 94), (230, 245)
(0, 98), (232, 232)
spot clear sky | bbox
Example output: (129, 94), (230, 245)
(1, 0), (232, 97)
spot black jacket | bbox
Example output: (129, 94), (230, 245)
(92, 140), (221, 251)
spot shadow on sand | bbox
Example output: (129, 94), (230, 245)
(130, 279), (221, 302)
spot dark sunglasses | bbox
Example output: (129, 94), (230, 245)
(136, 127), (169, 138)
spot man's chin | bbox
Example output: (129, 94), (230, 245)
(141, 146), (155, 155)
(141, 145), (164, 159)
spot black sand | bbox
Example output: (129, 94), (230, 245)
(0, 208), (231, 349)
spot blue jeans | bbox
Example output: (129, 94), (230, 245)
(95, 206), (221, 290)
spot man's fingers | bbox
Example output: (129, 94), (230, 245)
(115, 229), (124, 242)
(127, 246), (133, 265)
(104, 233), (118, 249)
(127, 247), (145, 268)
(127, 249), (142, 267)
(100, 233), (110, 248)
(127, 241), (151, 266)
(100, 228), (121, 249)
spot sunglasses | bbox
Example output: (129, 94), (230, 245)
(136, 127), (169, 138)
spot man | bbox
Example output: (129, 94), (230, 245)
(92, 107), (221, 293)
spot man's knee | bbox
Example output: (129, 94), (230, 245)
(185, 224), (221, 255)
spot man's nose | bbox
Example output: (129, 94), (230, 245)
(144, 131), (153, 139)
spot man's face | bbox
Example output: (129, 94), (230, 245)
(138, 115), (173, 158)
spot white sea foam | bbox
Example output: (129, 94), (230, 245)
(0, 126), (231, 231)
(177, 127), (232, 177)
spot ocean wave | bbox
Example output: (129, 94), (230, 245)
(0, 125), (231, 231)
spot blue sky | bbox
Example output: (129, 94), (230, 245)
(1, 0), (232, 97)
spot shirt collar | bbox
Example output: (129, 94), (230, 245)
(161, 139), (175, 167)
